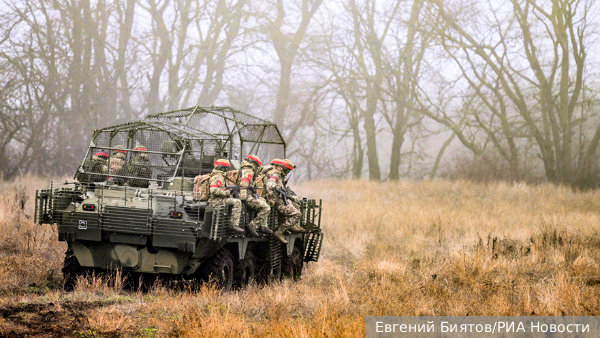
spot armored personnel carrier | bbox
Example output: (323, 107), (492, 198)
(34, 106), (323, 290)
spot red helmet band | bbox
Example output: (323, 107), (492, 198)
(214, 161), (231, 167)
(271, 160), (293, 170)
(95, 152), (109, 158)
(246, 155), (261, 165)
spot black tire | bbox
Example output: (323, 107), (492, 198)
(234, 251), (256, 288)
(271, 262), (282, 280)
(62, 247), (82, 292)
(282, 245), (303, 281)
(198, 249), (234, 291)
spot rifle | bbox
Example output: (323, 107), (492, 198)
(227, 185), (261, 199)
(276, 186), (297, 205)
(226, 185), (241, 198)
(247, 185), (260, 199)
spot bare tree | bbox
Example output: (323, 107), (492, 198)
(140, 0), (248, 114)
(384, 0), (430, 180)
(265, 0), (323, 130)
(426, 0), (598, 186)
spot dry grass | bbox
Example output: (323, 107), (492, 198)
(2, 178), (600, 337)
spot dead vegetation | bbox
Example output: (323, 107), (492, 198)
(1, 178), (600, 337)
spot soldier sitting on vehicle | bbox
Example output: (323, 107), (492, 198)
(237, 154), (273, 237)
(127, 145), (152, 188)
(208, 159), (244, 234)
(265, 158), (304, 244)
(108, 145), (128, 186)
(76, 151), (109, 182)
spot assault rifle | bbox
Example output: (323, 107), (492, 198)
(226, 185), (241, 198)
(276, 186), (297, 205)
(226, 185), (260, 199)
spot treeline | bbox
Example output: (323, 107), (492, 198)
(1, 0), (599, 188)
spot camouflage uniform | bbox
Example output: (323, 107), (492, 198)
(127, 146), (152, 188)
(266, 159), (303, 243)
(239, 156), (272, 235)
(208, 160), (244, 233)
(108, 146), (127, 185)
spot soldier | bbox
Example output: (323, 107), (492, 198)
(266, 158), (304, 244)
(108, 145), (127, 185)
(76, 151), (109, 182)
(208, 159), (244, 234)
(91, 152), (109, 181)
(238, 154), (273, 237)
(128, 145), (152, 188)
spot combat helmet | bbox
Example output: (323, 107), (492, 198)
(271, 158), (295, 174)
(134, 145), (150, 161)
(243, 154), (262, 167)
(93, 152), (109, 162)
(214, 158), (232, 171)
(112, 145), (127, 160)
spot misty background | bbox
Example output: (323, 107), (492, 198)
(1, 0), (599, 188)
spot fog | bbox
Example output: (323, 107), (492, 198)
(1, 0), (599, 188)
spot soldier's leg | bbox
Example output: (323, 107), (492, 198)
(273, 201), (288, 244)
(212, 199), (244, 233)
(225, 198), (242, 228)
(277, 202), (303, 233)
(247, 197), (272, 234)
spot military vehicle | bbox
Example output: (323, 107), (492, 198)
(34, 106), (323, 290)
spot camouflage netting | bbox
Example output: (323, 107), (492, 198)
(75, 106), (286, 184)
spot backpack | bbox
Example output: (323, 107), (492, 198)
(193, 174), (211, 201)
(254, 165), (274, 198)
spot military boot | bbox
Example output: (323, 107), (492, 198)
(246, 224), (260, 237)
(274, 229), (287, 244)
(259, 226), (273, 234)
(230, 224), (245, 234)
(288, 225), (306, 233)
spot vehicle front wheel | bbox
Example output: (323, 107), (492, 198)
(234, 251), (256, 288)
(62, 247), (82, 291)
(198, 249), (234, 291)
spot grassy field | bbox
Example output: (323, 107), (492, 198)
(1, 177), (600, 337)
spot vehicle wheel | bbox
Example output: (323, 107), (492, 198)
(234, 251), (256, 288)
(199, 249), (234, 291)
(282, 245), (303, 281)
(271, 262), (282, 280)
(121, 271), (143, 291)
(62, 247), (82, 291)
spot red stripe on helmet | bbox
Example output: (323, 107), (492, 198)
(135, 148), (147, 151)
(271, 160), (293, 170)
(246, 155), (261, 165)
(214, 161), (231, 167)
(95, 152), (109, 158)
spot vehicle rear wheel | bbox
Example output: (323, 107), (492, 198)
(198, 249), (234, 291)
(282, 245), (303, 281)
(234, 251), (256, 288)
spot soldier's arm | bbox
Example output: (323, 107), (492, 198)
(265, 174), (278, 197)
(209, 175), (228, 198)
(240, 171), (252, 188)
(239, 170), (252, 199)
